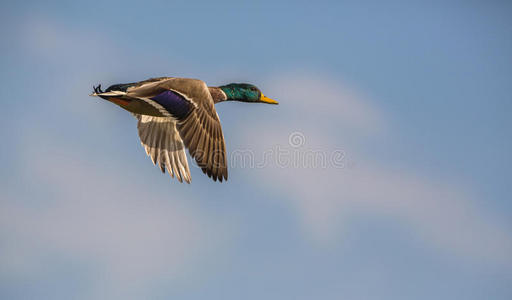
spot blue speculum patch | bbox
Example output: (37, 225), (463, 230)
(150, 90), (192, 119)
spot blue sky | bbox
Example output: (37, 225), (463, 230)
(1, 1), (511, 299)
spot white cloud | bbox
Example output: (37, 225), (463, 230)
(0, 135), (234, 298)
(265, 71), (386, 135)
(242, 73), (512, 264)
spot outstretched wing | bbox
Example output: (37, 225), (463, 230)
(134, 114), (191, 183)
(178, 105), (227, 182)
(128, 78), (228, 182)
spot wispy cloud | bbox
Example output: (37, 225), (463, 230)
(0, 133), (234, 298)
(242, 73), (512, 264)
(265, 71), (386, 135)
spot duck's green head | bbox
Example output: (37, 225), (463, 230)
(219, 83), (278, 104)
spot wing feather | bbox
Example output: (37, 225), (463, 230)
(178, 107), (228, 181)
(134, 114), (191, 183)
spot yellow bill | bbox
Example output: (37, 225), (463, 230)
(260, 93), (279, 104)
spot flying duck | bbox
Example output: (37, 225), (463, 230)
(90, 77), (278, 183)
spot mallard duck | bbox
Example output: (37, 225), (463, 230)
(90, 77), (278, 183)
